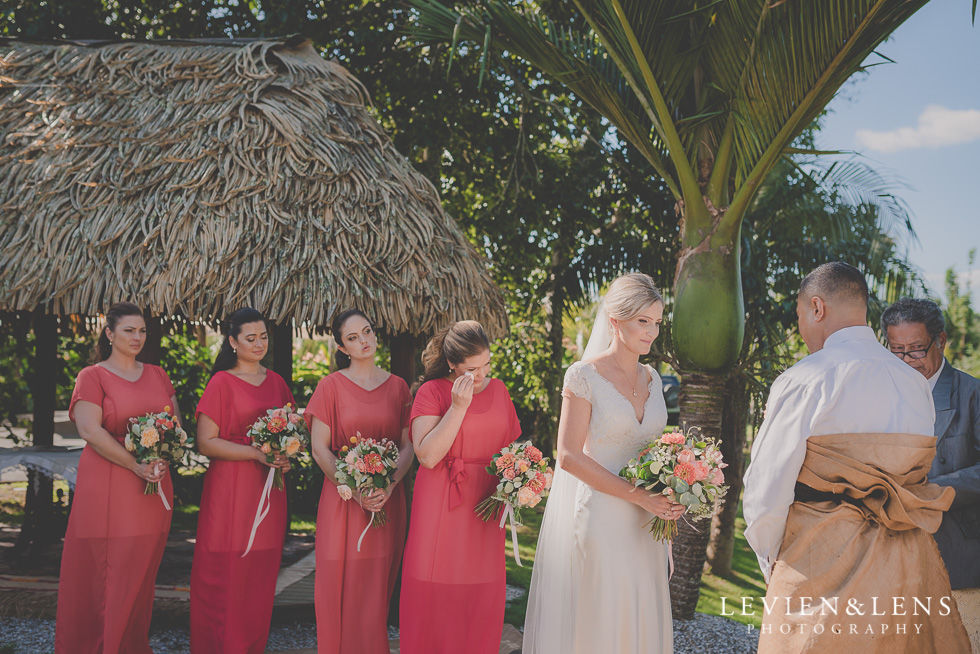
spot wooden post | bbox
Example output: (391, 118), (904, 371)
(389, 332), (417, 385)
(18, 308), (58, 553)
(271, 320), (293, 384)
(138, 309), (162, 366)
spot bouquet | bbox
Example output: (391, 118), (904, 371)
(242, 403), (309, 557)
(619, 426), (728, 541)
(335, 433), (400, 551)
(125, 406), (191, 510)
(475, 441), (553, 566)
(245, 403), (309, 491)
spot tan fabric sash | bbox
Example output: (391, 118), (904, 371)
(758, 433), (970, 654)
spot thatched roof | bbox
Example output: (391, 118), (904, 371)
(0, 36), (507, 336)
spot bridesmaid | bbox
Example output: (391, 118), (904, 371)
(399, 320), (522, 654)
(56, 302), (180, 654)
(306, 309), (414, 654)
(190, 308), (295, 654)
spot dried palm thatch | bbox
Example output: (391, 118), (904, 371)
(0, 36), (507, 337)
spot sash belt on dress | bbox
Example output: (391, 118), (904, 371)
(794, 482), (863, 510)
(446, 457), (485, 510)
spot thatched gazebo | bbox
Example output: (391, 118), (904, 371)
(0, 36), (506, 546)
(0, 35), (505, 339)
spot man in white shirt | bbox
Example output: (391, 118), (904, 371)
(742, 262), (968, 653)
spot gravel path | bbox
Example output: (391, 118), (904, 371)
(0, 614), (759, 653)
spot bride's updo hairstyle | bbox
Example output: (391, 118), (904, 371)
(604, 272), (664, 322)
(420, 320), (491, 383)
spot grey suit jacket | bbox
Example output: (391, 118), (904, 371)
(929, 360), (980, 590)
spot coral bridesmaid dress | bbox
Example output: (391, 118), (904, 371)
(189, 370), (295, 654)
(305, 371), (412, 654)
(56, 364), (177, 654)
(399, 377), (521, 654)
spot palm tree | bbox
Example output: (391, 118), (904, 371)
(408, 0), (952, 618)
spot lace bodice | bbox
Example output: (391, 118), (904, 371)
(562, 361), (668, 472)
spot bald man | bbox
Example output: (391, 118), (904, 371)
(743, 262), (969, 653)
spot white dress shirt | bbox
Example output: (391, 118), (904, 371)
(742, 326), (935, 581)
(927, 357), (945, 392)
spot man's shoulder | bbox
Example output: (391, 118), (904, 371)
(950, 365), (980, 395)
(776, 342), (920, 389)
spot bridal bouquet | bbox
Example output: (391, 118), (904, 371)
(475, 441), (553, 567)
(335, 433), (401, 528)
(619, 426), (728, 541)
(246, 403), (309, 491)
(125, 406), (191, 510)
(242, 404), (309, 557)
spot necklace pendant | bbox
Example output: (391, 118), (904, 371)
(632, 390), (638, 397)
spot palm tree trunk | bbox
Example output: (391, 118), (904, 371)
(705, 374), (749, 577)
(669, 372), (725, 620)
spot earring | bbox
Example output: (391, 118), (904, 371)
(109, 340), (113, 346)
(233, 348), (237, 354)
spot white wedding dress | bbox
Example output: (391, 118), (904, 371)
(524, 360), (673, 654)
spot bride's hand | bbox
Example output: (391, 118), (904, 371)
(635, 489), (685, 521)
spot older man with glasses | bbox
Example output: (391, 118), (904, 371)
(882, 297), (980, 652)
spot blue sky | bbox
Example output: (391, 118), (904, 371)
(819, 2), (979, 302)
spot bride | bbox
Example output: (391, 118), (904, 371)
(523, 272), (680, 654)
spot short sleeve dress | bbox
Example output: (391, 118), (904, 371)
(56, 364), (177, 654)
(398, 377), (522, 654)
(189, 370), (296, 654)
(304, 371), (412, 654)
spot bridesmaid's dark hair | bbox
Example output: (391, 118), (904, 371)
(420, 320), (490, 383)
(93, 302), (144, 363)
(331, 309), (372, 370)
(211, 307), (267, 377)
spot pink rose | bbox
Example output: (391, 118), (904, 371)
(503, 468), (517, 480)
(355, 460), (366, 473)
(709, 467), (725, 486)
(677, 449), (695, 464)
(345, 451), (358, 467)
(692, 461), (711, 482)
(659, 432), (685, 445)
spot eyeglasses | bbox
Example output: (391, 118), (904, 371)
(890, 340), (934, 360)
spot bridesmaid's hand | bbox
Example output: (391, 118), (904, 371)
(358, 488), (386, 513)
(133, 460), (166, 483)
(636, 489), (685, 521)
(450, 371), (475, 410)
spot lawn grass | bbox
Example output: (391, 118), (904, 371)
(502, 498), (767, 628)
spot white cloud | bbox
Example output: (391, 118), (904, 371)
(923, 268), (980, 302)
(855, 105), (980, 153)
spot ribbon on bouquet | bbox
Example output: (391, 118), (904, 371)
(242, 467), (276, 558)
(157, 483), (171, 511)
(499, 502), (523, 567)
(356, 506), (373, 553)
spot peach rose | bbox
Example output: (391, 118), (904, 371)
(140, 427), (160, 448)
(516, 486), (536, 507)
(503, 468), (517, 481)
(260, 443), (272, 454)
(337, 485), (353, 501)
(283, 436), (301, 456)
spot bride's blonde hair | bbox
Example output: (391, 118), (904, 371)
(604, 273), (663, 320)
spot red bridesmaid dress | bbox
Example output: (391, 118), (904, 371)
(56, 364), (177, 654)
(189, 370), (296, 654)
(399, 377), (521, 654)
(305, 371), (412, 654)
